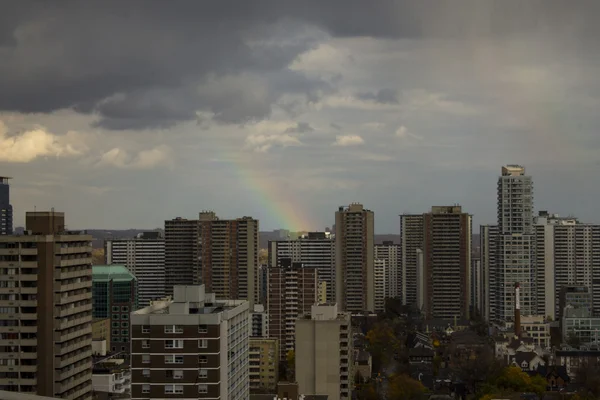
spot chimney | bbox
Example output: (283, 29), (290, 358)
(514, 282), (521, 337)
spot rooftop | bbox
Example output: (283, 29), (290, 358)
(92, 265), (136, 282)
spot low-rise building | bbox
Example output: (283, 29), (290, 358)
(562, 305), (600, 345)
(92, 358), (131, 399)
(555, 348), (600, 379)
(520, 315), (551, 348)
(249, 338), (279, 392)
(92, 318), (111, 343)
(353, 350), (372, 382)
(251, 304), (269, 338)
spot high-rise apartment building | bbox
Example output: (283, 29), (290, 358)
(92, 265), (138, 355)
(130, 285), (249, 400)
(250, 304), (269, 337)
(480, 224), (498, 322)
(269, 232), (335, 302)
(249, 338), (279, 392)
(496, 165), (536, 321)
(374, 241), (401, 300)
(0, 177), (12, 235)
(0, 211), (93, 399)
(400, 214), (424, 307)
(295, 303), (353, 400)
(267, 259), (318, 360)
(335, 204), (374, 312)
(164, 218), (198, 296)
(373, 259), (386, 313)
(105, 232), (165, 307)
(197, 212), (259, 307)
(422, 206), (472, 320)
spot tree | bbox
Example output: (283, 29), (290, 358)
(355, 381), (379, 400)
(496, 366), (546, 396)
(450, 345), (504, 394)
(387, 374), (426, 400)
(576, 362), (600, 398)
(365, 321), (402, 372)
(286, 350), (295, 381)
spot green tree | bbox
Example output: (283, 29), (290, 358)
(355, 381), (379, 400)
(496, 366), (534, 393)
(365, 321), (402, 372)
(450, 345), (504, 394)
(387, 374), (425, 400)
(286, 350), (295, 381)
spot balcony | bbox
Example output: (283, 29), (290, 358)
(58, 314), (91, 330)
(19, 313), (37, 320)
(58, 258), (93, 268)
(56, 291), (92, 305)
(20, 287), (37, 295)
(57, 268), (91, 281)
(59, 360), (92, 381)
(0, 378), (36, 386)
(57, 326), (92, 343)
(56, 349), (92, 369)
(56, 339), (90, 356)
(57, 280), (91, 292)
(56, 246), (93, 255)
(57, 371), (92, 393)
(57, 304), (91, 318)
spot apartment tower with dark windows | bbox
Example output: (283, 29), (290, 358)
(0, 177), (13, 235)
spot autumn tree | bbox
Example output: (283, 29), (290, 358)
(450, 345), (504, 394)
(495, 366), (546, 397)
(387, 374), (426, 400)
(355, 381), (379, 400)
(576, 362), (600, 399)
(365, 321), (402, 372)
(286, 350), (295, 381)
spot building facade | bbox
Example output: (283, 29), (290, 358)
(335, 204), (374, 312)
(105, 232), (165, 307)
(249, 338), (279, 392)
(480, 224), (498, 322)
(92, 265), (138, 355)
(130, 285), (249, 400)
(0, 211), (93, 399)
(267, 259), (318, 360)
(374, 241), (401, 301)
(269, 232), (335, 302)
(401, 214), (424, 307)
(250, 304), (269, 337)
(164, 218), (198, 296)
(0, 177), (12, 235)
(373, 259), (386, 313)
(295, 303), (353, 400)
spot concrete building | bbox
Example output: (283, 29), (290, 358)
(105, 232), (165, 307)
(374, 241), (401, 300)
(295, 303), (353, 400)
(560, 286), (593, 319)
(335, 204), (374, 312)
(496, 165), (536, 321)
(198, 211), (259, 308)
(249, 338), (279, 392)
(373, 259), (386, 313)
(92, 318), (111, 344)
(164, 217), (198, 296)
(92, 265), (138, 355)
(92, 357), (131, 399)
(130, 285), (250, 400)
(422, 206), (472, 320)
(267, 259), (318, 360)
(401, 214), (424, 307)
(480, 225), (498, 322)
(520, 315), (551, 348)
(0, 176), (12, 235)
(269, 232), (335, 302)
(0, 211), (93, 399)
(251, 304), (269, 337)
(562, 306), (600, 345)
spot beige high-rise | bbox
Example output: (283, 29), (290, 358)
(0, 211), (93, 399)
(335, 204), (374, 312)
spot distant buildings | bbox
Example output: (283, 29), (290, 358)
(401, 214), (424, 307)
(0, 176), (12, 235)
(251, 304), (269, 337)
(335, 203), (375, 312)
(92, 265), (138, 356)
(0, 211), (93, 399)
(374, 241), (401, 301)
(295, 303), (353, 400)
(249, 338), (279, 392)
(130, 285), (249, 400)
(105, 232), (165, 307)
(164, 217), (198, 296)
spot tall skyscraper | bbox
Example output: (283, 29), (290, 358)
(105, 232), (165, 307)
(92, 265), (138, 356)
(480, 225), (498, 322)
(267, 259), (318, 360)
(130, 285), (250, 400)
(496, 165), (535, 321)
(373, 259), (387, 312)
(0, 211), (93, 399)
(400, 214), (424, 306)
(268, 231), (335, 302)
(335, 203), (374, 312)
(374, 241), (401, 300)
(0, 176), (13, 235)
(422, 206), (472, 320)
(197, 211), (259, 308)
(164, 217), (198, 296)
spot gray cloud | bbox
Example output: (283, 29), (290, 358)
(285, 122), (315, 133)
(357, 89), (399, 104)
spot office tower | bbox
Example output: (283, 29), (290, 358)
(374, 241), (401, 300)
(401, 214), (424, 306)
(198, 211), (259, 308)
(164, 217), (198, 296)
(249, 338), (279, 392)
(295, 303), (353, 400)
(559, 286), (593, 318)
(335, 203), (374, 312)
(269, 231), (335, 302)
(267, 259), (318, 360)
(250, 304), (269, 337)
(373, 259), (386, 312)
(130, 285), (249, 400)
(422, 206), (472, 320)
(105, 232), (165, 307)
(496, 165), (535, 321)
(480, 225), (498, 322)
(92, 265), (138, 355)
(0, 177), (12, 235)
(0, 211), (93, 399)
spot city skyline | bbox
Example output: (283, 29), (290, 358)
(1, 1), (599, 233)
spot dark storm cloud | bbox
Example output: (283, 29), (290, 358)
(0, 0), (598, 129)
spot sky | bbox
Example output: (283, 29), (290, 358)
(1, 0), (599, 232)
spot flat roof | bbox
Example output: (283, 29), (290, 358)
(92, 265), (135, 282)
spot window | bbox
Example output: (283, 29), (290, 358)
(112, 322), (120, 328)
(121, 322), (129, 328)
(164, 325), (183, 334)
(142, 354), (150, 364)
(199, 355), (208, 364)
(165, 339), (184, 349)
(112, 314), (120, 320)
(112, 329), (119, 336)
(142, 384), (150, 393)
(121, 329), (129, 336)
(142, 340), (150, 349)
(142, 369), (150, 377)
(121, 313), (128, 320)
(112, 306), (120, 312)
(198, 339), (208, 348)
(199, 384), (208, 394)
(165, 385), (183, 394)
(121, 346), (126, 351)
(121, 306), (129, 312)
(142, 325), (150, 333)
(174, 370), (184, 379)
(165, 355), (184, 364)
(199, 369), (208, 379)
(198, 324), (208, 333)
